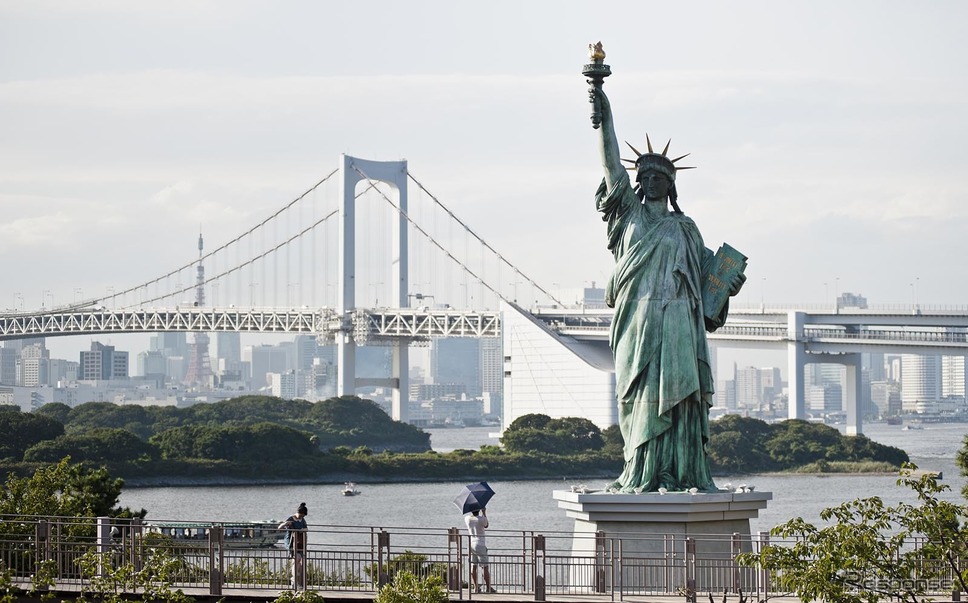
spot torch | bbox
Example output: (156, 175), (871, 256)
(582, 42), (611, 129)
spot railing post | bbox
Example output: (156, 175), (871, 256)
(96, 516), (111, 577)
(595, 530), (606, 593)
(756, 531), (770, 601)
(614, 538), (623, 602)
(208, 525), (223, 596)
(377, 530), (390, 587)
(731, 532), (741, 593)
(685, 537), (697, 603)
(34, 519), (50, 590)
(130, 517), (143, 571)
(533, 534), (546, 602)
(447, 527), (462, 592)
(664, 534), (673, 593)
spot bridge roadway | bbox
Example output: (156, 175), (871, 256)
(537, 306), (968, 354)
(5, 305), (966, 351)
(0, 306), (501, 343)
(533, 305), (968, 436)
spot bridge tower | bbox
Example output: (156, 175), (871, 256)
(787, 311), (864, 435)
(337, 155), (410, 422)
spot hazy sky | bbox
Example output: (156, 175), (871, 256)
(2, 1), (967, 362)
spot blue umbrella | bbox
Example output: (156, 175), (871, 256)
(453, 481), (495, 514)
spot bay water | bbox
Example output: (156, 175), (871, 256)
(119, 422), (966, 536)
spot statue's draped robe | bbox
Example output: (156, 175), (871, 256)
(597, 176), (726, 492)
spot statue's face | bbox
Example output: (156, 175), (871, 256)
(639, 169), (671, 201)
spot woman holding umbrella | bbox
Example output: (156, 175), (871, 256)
(465, 508), (496, 593)
(455, 482), (497, 593)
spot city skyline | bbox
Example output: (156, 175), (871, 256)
(3, 2), (967, 362)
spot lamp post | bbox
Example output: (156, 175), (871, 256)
(760, 277), (767, 313)
(249, 282), (259, 306)
(42, 289), (52, 309)
(510, 281), (522, 303)
(14, 292), (23, 312)
(834, 277), (840, 313)
(408, 292), (435, 308)
(73, 287), (83, 305)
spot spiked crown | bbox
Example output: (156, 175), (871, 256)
(620, 134), (695, 182)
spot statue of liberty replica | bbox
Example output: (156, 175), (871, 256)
(584, 43), (747, 493)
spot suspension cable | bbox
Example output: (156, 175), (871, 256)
(406, 171), (563, 306)
(102, 168), (339, 307)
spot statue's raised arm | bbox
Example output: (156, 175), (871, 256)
(583, 43), (624, 192)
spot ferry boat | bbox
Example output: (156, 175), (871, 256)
(145, 521), (284, 548)
(341, 482), (361, 496)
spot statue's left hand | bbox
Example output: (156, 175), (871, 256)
(728, 273), (747, 297)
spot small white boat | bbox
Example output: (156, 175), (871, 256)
(341, 482), (361, 496)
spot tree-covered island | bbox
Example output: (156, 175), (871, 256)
(0, 396), (910, 484)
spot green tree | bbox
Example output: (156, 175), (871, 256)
(956, 433), (968, 500)
(501, 414), (604, 455)
(506, 413), (552, 431)
(0, 409), (64, 460)
(738, 464), (968, 603)
(0, 457), (135, 521)
(602, 424), (624, 457)
(34, 402), (72, 424)
(23, 427), (156, 464)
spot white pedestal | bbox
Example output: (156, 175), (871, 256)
(553, 489), (772, 557)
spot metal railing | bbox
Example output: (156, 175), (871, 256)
(0, 515), (960, 601)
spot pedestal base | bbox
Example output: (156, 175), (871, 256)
(553, 489), (772, 556)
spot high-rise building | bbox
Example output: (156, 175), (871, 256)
(294, 335), (317, 372)
(138, 350), (168, 378)
(432, 338), (481, 396)
(807, 383), (843, 412)
(215, 331), (242, 382)
(870, 381), (901, 416)
(479, 337), (502, 395)
(79, 342), (128, 380)
(244, 344), (289, 391)
(715, 378), (737, 410)
(18, 342), (49, 387)
(0, 345), (20, 385)
(269, 370), (298, 399)
(901, 354), (942, 411)
(48, 358), (78, 385)
(734, 366), (762, 410)
(941, 355), (967, 401)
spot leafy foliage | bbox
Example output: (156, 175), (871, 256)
(737, 463), (968, 603)
(24, 428), (156, 464)
(374, 570), (448, 603)
(707, 417), (908, 473)
(957, 432), (968, 500)
(0, 409), (64, 460)
(501, 413), (605, 455)
(273, 590), (327, 603)
(0, 457), (133, 521)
